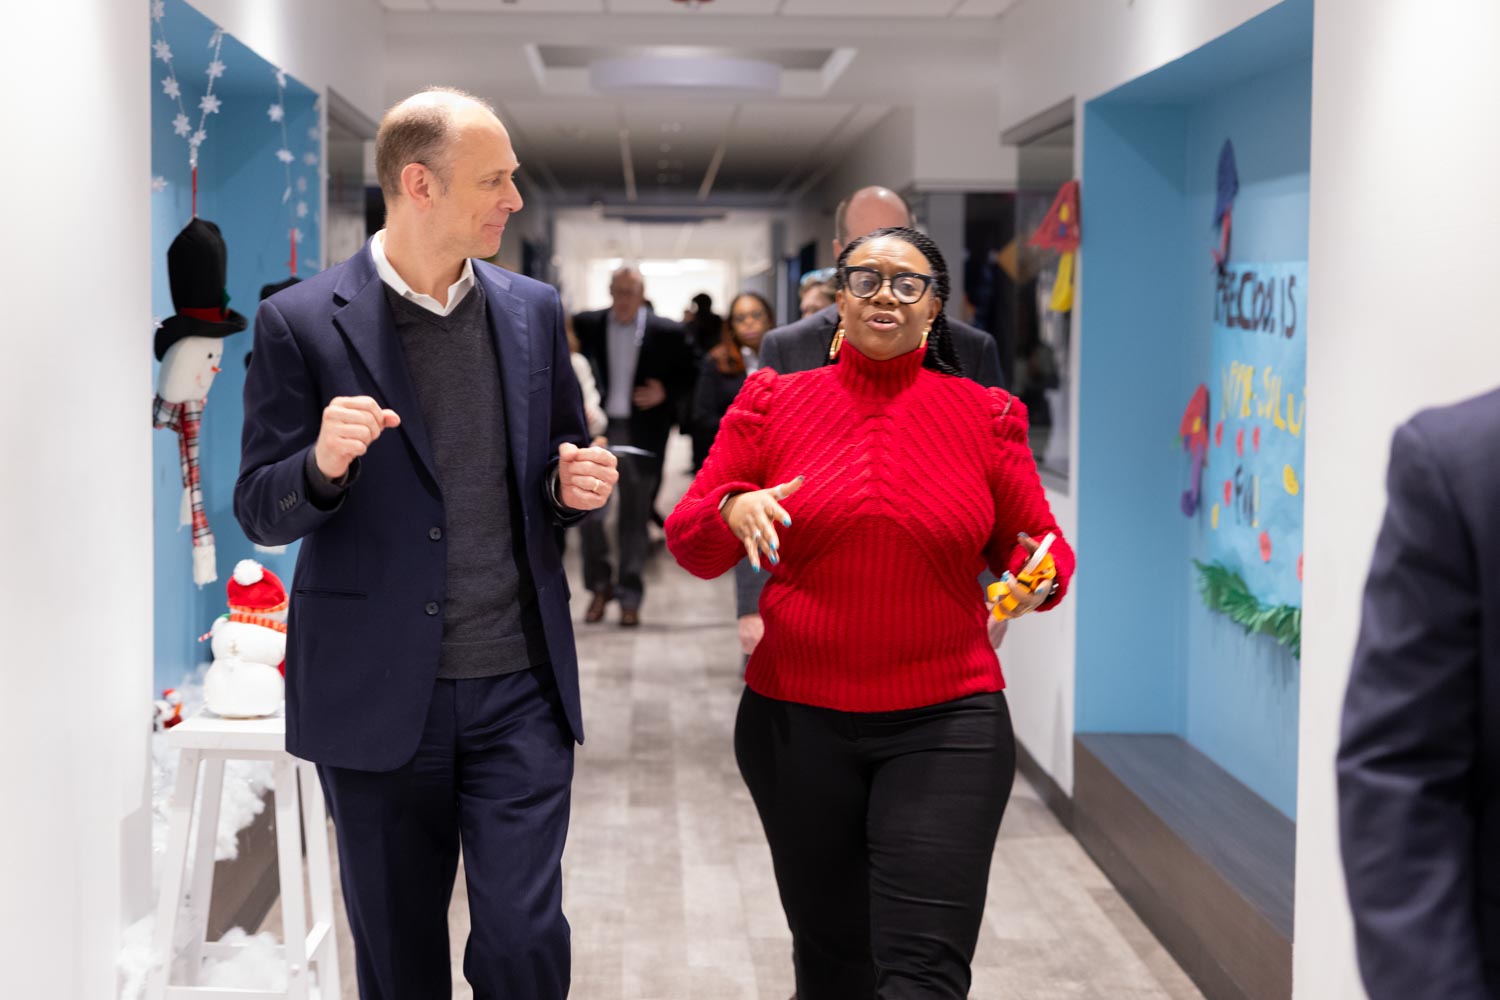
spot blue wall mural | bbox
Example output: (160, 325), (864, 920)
(151, 0), (322, 692)
(1077, 0), (1311, 818)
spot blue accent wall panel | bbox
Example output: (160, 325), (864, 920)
(151, 0), (322, 691)
(1076, 0), (1311, 818)
(1075, 102), (1195, 736)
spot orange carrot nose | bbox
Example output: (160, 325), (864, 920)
(210, 366), (222, 373)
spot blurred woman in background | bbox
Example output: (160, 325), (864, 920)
(692, 291), (774, 459)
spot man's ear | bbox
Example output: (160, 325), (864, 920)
(401, 162), (434, 208)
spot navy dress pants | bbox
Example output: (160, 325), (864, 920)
(318, 665), (575, 1000)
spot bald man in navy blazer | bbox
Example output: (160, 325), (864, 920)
(1339, 386), (1500, 999)
(235, 89), (617, 999)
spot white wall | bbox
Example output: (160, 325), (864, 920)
(0, 3), (152, 997)
(1294, 2), (1500, 996)
(913, 98), (1018, 192)
(992, 0), (1281, 797)
(190, 0), (386, 120)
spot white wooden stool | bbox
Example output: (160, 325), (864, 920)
(146, 709), (342, 1000)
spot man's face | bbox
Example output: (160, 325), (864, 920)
(427, 109), (523, 260)
(832, 198), (910, 259)
(609, 275), (644, 323)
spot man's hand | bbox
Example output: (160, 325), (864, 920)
(987, 615), (1009, 649)
(738, 613), (765, 656)
(315, 396), (400, 480)
(558, 442), (619, 511)
(632, 378), (667, 410)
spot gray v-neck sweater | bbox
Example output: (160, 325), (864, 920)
(385, 284), (549, 679)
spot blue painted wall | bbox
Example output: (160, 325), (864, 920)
(152, 0), (321, 691)
(1076, 0), (1311, 818)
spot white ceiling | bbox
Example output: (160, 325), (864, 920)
(381, 0), (1020, 17)
(380, 0), (1016, 201)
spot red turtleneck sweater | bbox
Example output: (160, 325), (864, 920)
(666, 343), (1075, 712)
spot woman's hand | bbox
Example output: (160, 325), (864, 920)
(721, 476), (805, 571)
(987, 533), (1056, 620)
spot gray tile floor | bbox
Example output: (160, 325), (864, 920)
(269, 436), (1203, 1000)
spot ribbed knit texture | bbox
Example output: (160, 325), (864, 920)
(666, 343), (1075, 712)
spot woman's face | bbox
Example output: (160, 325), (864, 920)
(730, 295), (771, 350)
(836, 236), (940, 361)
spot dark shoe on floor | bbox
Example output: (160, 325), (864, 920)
(620, 607), (641, 628)
(585, 589), (612, 624)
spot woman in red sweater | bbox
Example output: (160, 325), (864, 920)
(666, 227), (1075, 999)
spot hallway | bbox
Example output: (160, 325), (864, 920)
(280, 436), (1204, 999)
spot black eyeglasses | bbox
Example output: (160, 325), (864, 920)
(840, 266), (934, 305)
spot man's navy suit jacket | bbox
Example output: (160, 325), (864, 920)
(234, 244), (589, 772)
(1339, 386), (1500, 998)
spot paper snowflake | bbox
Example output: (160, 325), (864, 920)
(276, 148), (294, 164)
(208, 28), (224, 47)
(267, 103), (284, 123)
(153, 316), (163, 330)
(152, 39), (172, 63)
(172, 113), (191, 137)
(151, 0), (165, 21)
(291, 227), (303, 244)
(151, 176), (168, 193)
(199, 94), (221, 116)
(296, 176), (308, 192)
(190, 129), (207, 148)
(274, 68), (287, 89)
(308, 126), (320, 141)
(161, 76), (180, 100)
(206, 59), (226, 81)
(303, 152), (318, 167)
(296, 200), (309, 218)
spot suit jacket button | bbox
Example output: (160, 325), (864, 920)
(429, 526), (443, 541)
(425, 601), (440, 616)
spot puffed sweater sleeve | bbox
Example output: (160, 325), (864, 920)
(666, 367), (779, 580)
(983, 388), (1075, 609)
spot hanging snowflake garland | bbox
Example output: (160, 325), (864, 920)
(150, 1), (229, 171)
(270, 65), (320, 275)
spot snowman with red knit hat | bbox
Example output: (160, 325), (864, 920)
(203, 559), (287, 718)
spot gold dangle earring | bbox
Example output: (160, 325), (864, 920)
(919, 325), (931, 350)
(829, 325), (846, 359)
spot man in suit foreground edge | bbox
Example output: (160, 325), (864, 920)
(1338, 386), (1500, 999)
(235, 87), (617, 999)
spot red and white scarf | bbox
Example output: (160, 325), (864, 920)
(153, 394), (217, 585)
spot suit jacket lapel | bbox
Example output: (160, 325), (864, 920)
(477, 265), (530, 480)
(332, 245), (439, 485)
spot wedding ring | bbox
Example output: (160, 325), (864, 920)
(590, 477), (601, 494)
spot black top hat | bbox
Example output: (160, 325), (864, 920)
(154, 217), (248, 360)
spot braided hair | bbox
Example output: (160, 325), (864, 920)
(832, 226), (965, 378)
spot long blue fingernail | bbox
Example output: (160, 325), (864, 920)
(771, 539), (779, 550)
(783, 517), (792, 527)
(753, 564), (760, 573)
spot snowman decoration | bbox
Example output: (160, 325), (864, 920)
(152, 217), (248, 586)
(203, 559), (288, 718)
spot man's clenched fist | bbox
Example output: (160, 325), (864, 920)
(558, 442), (618, 511)
(315, 396), (401, 480)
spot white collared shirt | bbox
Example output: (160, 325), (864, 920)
(369, 229), (476, 317)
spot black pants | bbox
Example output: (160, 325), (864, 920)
(735, 687), (1015, 1000)
(580, 419), (660, 609)
(318, 667), (575, 1000)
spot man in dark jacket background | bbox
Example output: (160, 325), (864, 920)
(574, 266), (694, 626)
